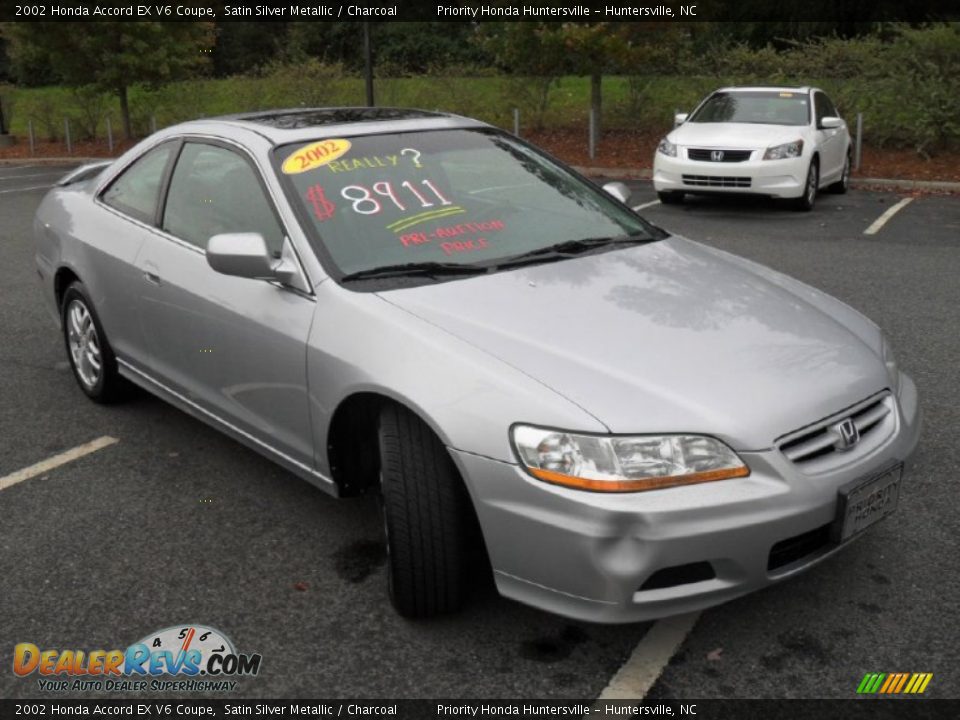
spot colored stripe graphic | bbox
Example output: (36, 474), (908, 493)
(879, 674), (897, 693)
(869, 673), (886, 693)
(386, 206), (465, 230)
(390, 208), (466, 233)
(894, 673), (910, 693)
(857, 672), (932, 694)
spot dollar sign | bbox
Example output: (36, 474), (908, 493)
(306, 184), (336, 221)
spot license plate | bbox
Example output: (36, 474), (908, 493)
(833, 464), (903, 543)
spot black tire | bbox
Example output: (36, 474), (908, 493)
(828, 153), (851, 194)
(61, 281), (124, 403)
(657, 191), (685, 205)
(378, 403), (473, 618)
(793, 158), (819, 211)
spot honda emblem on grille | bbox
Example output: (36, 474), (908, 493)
(835, 418), (860, 450)
(711, 150), (725, 162)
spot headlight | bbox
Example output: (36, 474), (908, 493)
(511, 425), (749, 493)
(657, 138), (677, 157)
(882, 336), (900, 395)
(762, 140), (804, 160)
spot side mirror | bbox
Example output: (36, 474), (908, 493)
(602, 181), (631, 204)
(206, 233), (275, 280)
(820, 116), (843, 130)
(674, 112), (689, 127)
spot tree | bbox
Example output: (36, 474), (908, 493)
(213, 21), (290, 76)
(4, 22), (214, 139)
(476, 23), (570, 129)
(479, 22), (678, 140)
(554, 23), (629, 142)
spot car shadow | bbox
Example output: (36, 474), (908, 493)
(674, 193), (797, 214)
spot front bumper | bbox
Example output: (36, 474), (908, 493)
(453, 375), (921, 624)
(653, 152), (808, 199)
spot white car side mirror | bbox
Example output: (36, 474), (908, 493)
(820, 116), (843, 129)
(602, 181), (631, 204)
(674, 113), (689, 127)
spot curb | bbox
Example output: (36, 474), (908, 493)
(0, 157), (102, 165)
(3, 157), (958, 193)
(849, 177), (960, 193)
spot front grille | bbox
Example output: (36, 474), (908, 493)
(687, 148), (753, 162)
(778, 393), (894, 466)
(768, 523), (832, 572)
(682, 174), (751, 188)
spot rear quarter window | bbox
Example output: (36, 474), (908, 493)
(101, 143), (175, 224)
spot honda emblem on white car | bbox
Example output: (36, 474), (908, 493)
(836, 418), (861, 450)
(711, 150), (725, 162)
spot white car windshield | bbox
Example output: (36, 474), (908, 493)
(275, 129), (657, 281)
(689, 91), (810, 126)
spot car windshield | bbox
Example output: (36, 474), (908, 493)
(274, 128), (658, 283)
(689, 91), (810, 126)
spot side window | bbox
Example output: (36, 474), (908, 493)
(814, 92), (838, 126)
(162, 142), (285, 254)
(101, 143), (174, 224)
(821, 94), (839, 119)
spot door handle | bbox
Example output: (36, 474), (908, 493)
(144, 271), (162, 286)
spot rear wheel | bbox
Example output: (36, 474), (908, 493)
(657, 191), (685, 205)
(793, 158), (819, 211)
(61, 282), (124, 403)
(377, 404), (473, 618)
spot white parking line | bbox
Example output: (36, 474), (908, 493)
(633, 199), (662, 211)
(0, 436), (119, 491)
(864, 197), (914, 235)
(596, 612), (700, 700)
(0, 184), (55, 194)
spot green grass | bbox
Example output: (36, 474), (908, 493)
(0, 72), (725, 142)
(1, 69), (952, 153)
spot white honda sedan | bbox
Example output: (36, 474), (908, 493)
(653, 86), (852, 210)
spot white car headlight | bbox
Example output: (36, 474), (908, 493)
(762, 140), (804, 160)
(657, 138), (677, 157)
(511, 425), (749, 493)
(882, 336), (901, 396)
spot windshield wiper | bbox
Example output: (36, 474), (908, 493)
(494, 234), (652, 269)
(340, 261), (490, 282)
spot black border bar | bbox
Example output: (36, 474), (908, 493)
(2, 0), (959, 23)
(2, 699), (958, 719)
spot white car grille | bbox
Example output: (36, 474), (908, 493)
(687, 149), (753, 163)
(682, 175), (752, 188)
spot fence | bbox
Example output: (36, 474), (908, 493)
(10, 103), (865, 172)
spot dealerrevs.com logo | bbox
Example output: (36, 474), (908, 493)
(13, 625), (262, 693)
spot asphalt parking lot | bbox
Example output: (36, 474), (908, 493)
(1, 162), (958, 700)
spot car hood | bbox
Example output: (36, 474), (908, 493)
(376, 237), (887, 450)
(670, 122), (806, 149)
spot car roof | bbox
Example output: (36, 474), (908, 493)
(715, 86), (815, 94)
(171, 107), (491, 146)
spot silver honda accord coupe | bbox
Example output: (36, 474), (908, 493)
(34, 108), (920, 623)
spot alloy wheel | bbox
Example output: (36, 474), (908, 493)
(66, 299), (102, 390)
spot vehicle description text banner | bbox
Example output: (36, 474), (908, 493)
(4, 0), (959, 22)
(3, 700), (960, 719)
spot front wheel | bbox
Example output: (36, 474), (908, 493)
(828, 154), (851, 194)
(793, 159), (819, 211)
(378, 404), (474, 618)
(61, 281), (124, 403)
